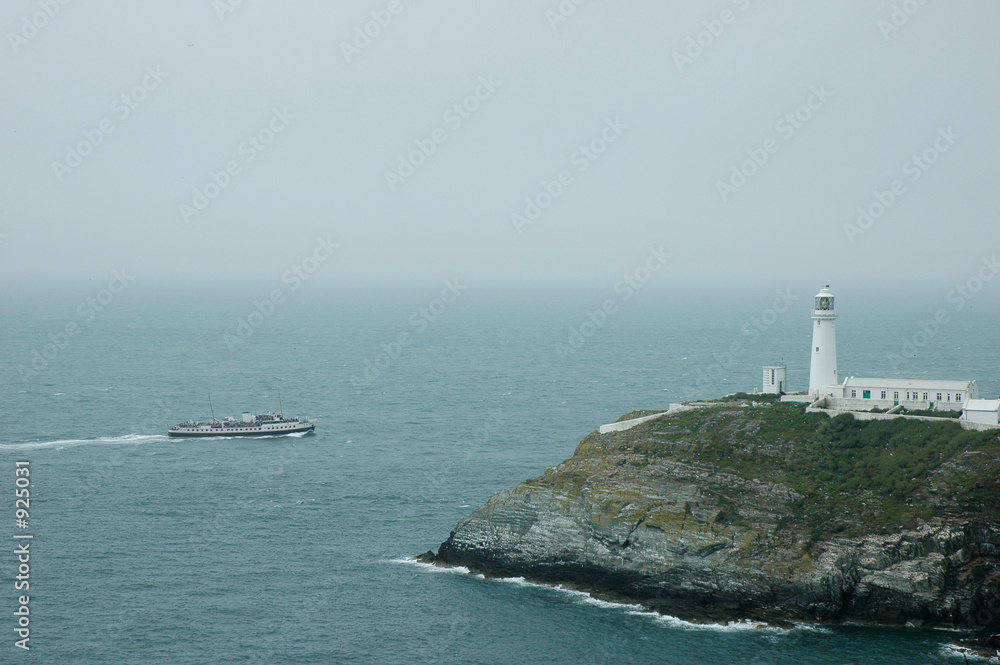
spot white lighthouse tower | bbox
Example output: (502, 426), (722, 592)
(808, 285), (839, 397)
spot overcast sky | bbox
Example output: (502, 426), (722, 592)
(1, 1), (997, 293)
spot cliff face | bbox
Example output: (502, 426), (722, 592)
(430, 399), (1000, 631)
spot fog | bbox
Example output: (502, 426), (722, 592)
(2, 1), (998, 294)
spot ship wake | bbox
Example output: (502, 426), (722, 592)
(0, 433), (170, 451)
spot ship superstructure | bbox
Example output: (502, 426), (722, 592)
(168, 409), (315, 438)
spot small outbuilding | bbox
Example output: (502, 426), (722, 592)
(962, 399), (1000, 426)
(763, 365), (787, 394)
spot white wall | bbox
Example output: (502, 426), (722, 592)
(807, 407), (996, 430)
(964, 409), (1000, 425)
(840, 384), (971, 407)
(598, 404), (696, 434)
(763, 366), (786, 394)
(825, 397), (964, 412)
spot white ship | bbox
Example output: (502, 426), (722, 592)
(168, 395), (315, 438)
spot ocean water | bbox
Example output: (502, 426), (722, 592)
(1, 282), (997, 664)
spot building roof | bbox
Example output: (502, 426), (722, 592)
(964, 399), (1000, 412)
(841, 377), (975, 391)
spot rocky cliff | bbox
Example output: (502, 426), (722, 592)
(424, 397), (1000, 647)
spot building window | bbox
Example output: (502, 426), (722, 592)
(815, 347), (820, 352)
(906, 392), (911, 400)
(936, 393), (942, 401)
(863, 390), (871, 399)
(881, 391), (887, 399)
(851, 390), (857, 398)
(947, 393), (951, 401)
(956, 393), (962, 401)
(894, 392), (899, 400)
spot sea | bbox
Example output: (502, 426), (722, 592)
(2, 280), (998, 664)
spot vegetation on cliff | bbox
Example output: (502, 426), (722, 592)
(559, 399), (1000, 543)
(431, 399), (999, 637)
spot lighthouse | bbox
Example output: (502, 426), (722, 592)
(808, 285), (838, 396)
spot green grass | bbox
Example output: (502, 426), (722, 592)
(710, 392), (783, 403)
(624, 403), (1000, 540)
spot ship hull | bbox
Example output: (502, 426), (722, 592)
(167, 422), (315, 438)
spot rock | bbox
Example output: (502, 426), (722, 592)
(424, 401), (1000, 632)
(952, 632), (1000, 661)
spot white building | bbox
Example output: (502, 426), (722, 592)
(963, 399), (1000, 425)
(836, 377), (978, 411)
(803, 284), (980, 412)
(763, 365), (787, 394)
(808, 286), (839, 397)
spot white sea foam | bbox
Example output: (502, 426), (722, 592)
(494, 578), (788, 631)
(392, 559), (819, 634)
(0, 433), (169, 451)
(789, 622), (834, 634)
(546, 584), (643, 611)
(389, 557), (471, 575)
(486, 575), (786, 631)
(940, 643), (999, 662)
(636, 612), (787, 633)
(496, 576), (533, 587)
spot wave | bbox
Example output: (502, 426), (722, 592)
(626, 609), (790, 633)
(0, 433), (169, 451)
(389, 557), (471, 575)
(392, 558), (807, 633)
(940, 643), (999, 662)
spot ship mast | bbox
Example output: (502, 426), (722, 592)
(208, 394), (217, 423)
(278, 391), (283, 418)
